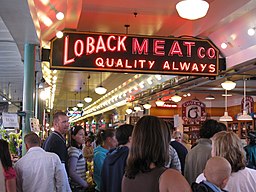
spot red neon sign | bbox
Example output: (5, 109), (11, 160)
(51, 32), (219, 76)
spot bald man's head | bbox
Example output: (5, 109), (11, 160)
(204, 156), (231, 189)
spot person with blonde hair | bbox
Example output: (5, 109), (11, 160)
(122, 115), (191, 192)
(182, 133), (192, 151)
(196, 131), (256, 192)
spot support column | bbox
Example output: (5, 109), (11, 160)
(22, 44), (36, 156)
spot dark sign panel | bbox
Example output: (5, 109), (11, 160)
(50, 32), (219, 76)
(182, 99), (207, 124)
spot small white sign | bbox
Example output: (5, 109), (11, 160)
(30, 118), (40, 133)
(2, 113), (19, 128)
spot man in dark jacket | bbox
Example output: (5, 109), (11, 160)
(101, 124), (134, 192)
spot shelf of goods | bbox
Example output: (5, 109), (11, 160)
(227, 120), (255, 139)
(183, 124), (201, 146)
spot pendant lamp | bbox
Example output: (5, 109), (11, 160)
(143, 102), (152, 109)
(134, 105), (142, 111)
(77, 87), (84, 108)
(205, 95), (215, 100)
(84, 75), (92, 103)
(237, 79), (252, 121)
(221, 80), (236, 90)
(176, 0), (209, 20)
(171, 94), (182, 103)
(95, 72), (107, 95)
(155, 98), (165, 107)
(219, 89), (233, 122)
(126, 108), (133, 114)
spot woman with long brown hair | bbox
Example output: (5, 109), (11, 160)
(122, 115), (191, 192)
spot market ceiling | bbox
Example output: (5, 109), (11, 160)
(1, 0), (256, 115)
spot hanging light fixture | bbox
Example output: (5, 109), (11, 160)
(176, 0), (209, 20)
(134, 105), (142, 111)
(72, 93), (78, 111)
(155, 98), (165, 107)
(77, 87), (84, 108)
(84, 75), (92, 103)
(143, 102), (152, 109)
(219, 89), (233, 122)
(205, 95), (215, 100)
(126, 108), (133, 114)
(221, 80), (236, 90)
(171, 94), (182, 103)
(95, 72), (107, 95)
(237, 79), (253, 121)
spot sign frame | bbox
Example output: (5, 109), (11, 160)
(50, 31), (220, 76)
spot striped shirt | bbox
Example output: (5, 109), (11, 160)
(68, 147), (86, 186)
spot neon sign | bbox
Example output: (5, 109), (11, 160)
(50, 32), (219, 76)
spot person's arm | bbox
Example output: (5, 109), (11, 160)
(167, 145), (181, 172)
(4, 167), (16, 192)
(6, 178), (16, 192)
(68, 156), (88, 188)
(55, 157), (72, 192)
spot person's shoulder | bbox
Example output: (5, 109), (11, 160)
(243, 167), (256, 175)
(45, 150), (60, 158)
(94, 146), (108, 155)
(161, 168), (181, 178)
(68, 146), (78, 152)
(160, 168), (192, 191)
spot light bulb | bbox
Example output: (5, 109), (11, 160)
(248, 28), (255, 36)
(56, 12), (64, 20)
(56, 31), (63, 38)
(221, 42), (227, 49)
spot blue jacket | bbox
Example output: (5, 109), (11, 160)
(101, 146), (129, 192)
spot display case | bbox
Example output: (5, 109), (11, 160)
(183, 124), (201, 145)
(227, 120), (255, 139)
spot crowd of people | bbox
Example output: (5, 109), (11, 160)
(1, 111), (256, 192)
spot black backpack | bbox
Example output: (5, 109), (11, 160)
(191, 182), (223, 192)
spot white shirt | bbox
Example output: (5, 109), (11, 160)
(196, 167), (256, 192)
(14, 147), (71, 192)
